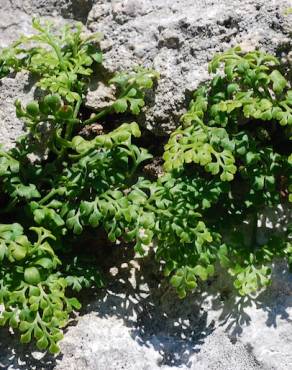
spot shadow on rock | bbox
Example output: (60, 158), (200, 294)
(0, 242), (215, 369)
(208, 259), (292, 341)
(71, 228), (292, 367)
(0, 326), (62, 369)
(76, 246), (216, 367)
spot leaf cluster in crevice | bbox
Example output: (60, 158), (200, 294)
(0, 21), (291, 354)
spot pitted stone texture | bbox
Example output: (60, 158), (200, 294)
(87, 0), (292, 134)
(0, 73), (35, 149)
(0, 1), (292, 369)
(0, 0), (93, 25)
(0, 0), (78, 147)
(0, 257), (291, 370)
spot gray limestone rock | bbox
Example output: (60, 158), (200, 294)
(0, 1), (291, 370)
(0, 254), (291, 370)
(0, 72), (35, 149)
(0, 0), (74, 148)
(87, 0), (292, 135)
(86, 81), (117, 111)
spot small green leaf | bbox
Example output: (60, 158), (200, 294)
(35, 257), (53, 269)
(26, 102), (39, 116)
(49, 342), (60, 354)
(91, 52), (102, 63)
(68, 297), (81, 310)
(9, 242), (27, 261)
(170, 275), (182, 288)
(270, 70), (287, 94)
(113, 98), (128, 113)
(19, 321), (31, 332)
(44, 94), (62, 111)
(36, 335), (49, 350)
(193, 265), (208, 281)
(24, 267), (41, 285)
(20, 330), (32, 344)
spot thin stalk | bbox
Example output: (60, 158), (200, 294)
(58, 98), (82, 159)
(65, 98), (82, 141)
(83, 107), (111, 126)
(73, 98), (82, 119)
(83, 82), (136, 126)
(45, 33), (66, 72)
(39, 188), (64, 205)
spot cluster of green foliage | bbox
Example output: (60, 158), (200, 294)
(0, 20), (291, 353)
(163, 47), (292, 295)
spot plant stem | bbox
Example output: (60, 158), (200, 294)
(65, 98), (82, 141)
(83, 81), (136, 126)
(45, 33), (66, 72)
(73, 98), (82, 119)
(83, 107), (111, 126)
(39, 188), (64, 205)
(58, 98), (82, 159)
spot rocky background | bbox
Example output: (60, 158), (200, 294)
(0, 0), (292, 369)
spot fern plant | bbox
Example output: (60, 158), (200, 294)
(162, 47), (291, 296)
(0, 224), (81, 353)
(0, 20), (291, 355)
(0, 19), (158, 353)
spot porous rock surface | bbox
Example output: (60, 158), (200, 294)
(0, 1), (292, 369)
(0, 255), (292, 370)
(86, 0), (292, 134)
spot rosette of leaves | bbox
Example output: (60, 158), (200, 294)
(0, 19), (158, 158)
(164, 47), (291, 194)
(0, 224), (81, 353)
(0, 17), (291, 355)
(163, 47), (291, 295)
(0, 19), (103, 102)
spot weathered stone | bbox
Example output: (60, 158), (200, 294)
(0, 0), (76, 148)
(1, 254), (291, 370)
(0, 1), (292, 369)
(87, 0), (292, 135)
(0, 72), (35, 149)
(86, 81), (116, 111)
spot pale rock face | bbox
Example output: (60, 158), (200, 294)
(86, 81), (117, 111)
(86, 0), (292, 135)
(0, 1), (292, 369)
(1, 255), (291, 370)
(0, 0), (77, 147)
(0, 73), (33, 149)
